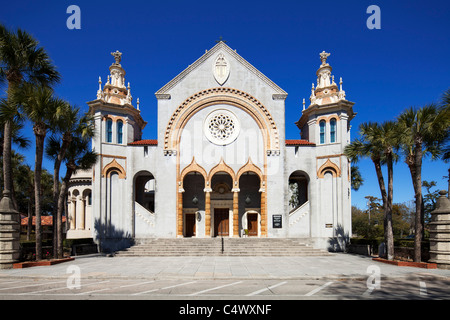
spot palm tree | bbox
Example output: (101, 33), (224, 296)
(345, 121), (400, 260)
(398, 104), (449, 263)
(350, 165), (364, 191)
(54, 136), (97, 258)
(46, 105), (95, 258)
(0, 96), (30, 206)
(440, 89), (450, 198)
(398, 103), (450, 262)
(19, 85), (64, 260)
(0, 24), (60, 201)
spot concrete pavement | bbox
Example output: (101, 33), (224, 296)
(1, 253), (450, 281)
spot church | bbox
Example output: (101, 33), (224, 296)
(66, 41), (356, 252)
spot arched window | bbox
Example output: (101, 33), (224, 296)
(106, 119), (113, 143)
(87, 190), (92, 206)
(117, 120), (123, 144)
(319, 120), (326, 144)
(330, 118), (337, 143)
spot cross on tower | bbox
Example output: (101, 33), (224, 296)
(111, 50), (122, 65)
(215, 36), (227, 43)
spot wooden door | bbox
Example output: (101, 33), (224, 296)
(214, 208), (229, 237)
(185, 214), (196, 237)
(247, 213), (258, 237)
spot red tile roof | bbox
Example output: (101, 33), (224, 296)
(129, 139), (314, 146)
(128, 139), (158, 146)
(285, 139), (316, 146)
(21, 216), (66, 226)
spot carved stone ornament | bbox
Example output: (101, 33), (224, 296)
(213, 53), (230, 85)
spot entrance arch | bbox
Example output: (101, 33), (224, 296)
(288, 170), (309, 211)
(239, 172), (262, 237)
(182, 172), (205, 237)
(134, 171), (155, 212)
(210, 172), (233, 237)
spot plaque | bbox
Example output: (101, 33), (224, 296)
(272, 215), (282, 228)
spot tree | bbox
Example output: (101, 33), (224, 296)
(20, 84), (64, 260)
(397, 103), (450, 262)
(350, 165), (364, 191)
(0, 97), (30, 208)
(46, 105), (95, 258)
(422, 180), (440, 232)
(440, 88), (450, 198)
(53, 136), (97, 258)
(0, 24), (60, 204)
(344, 121), (400, 260)
(14, 161), (34, 240)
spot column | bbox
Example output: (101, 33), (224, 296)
(79, 197), (86, 230)
(0, 191), (20, 269)
(260, 191), (267, 237)
(429, 191), (450, 269)
(233, 190), (239, 237)
(177, 189), (183, 237)
(70, 197), (76, 230)
(205, 191), (211, 237)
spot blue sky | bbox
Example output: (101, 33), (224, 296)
(1, 0), (449, 209)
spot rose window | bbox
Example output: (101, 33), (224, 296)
(204, 109), (240, 145)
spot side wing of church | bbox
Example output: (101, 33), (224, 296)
(66, 42), (355, 251)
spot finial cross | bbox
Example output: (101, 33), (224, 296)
(215, 36), (227, 43)
(111, 50), (122, 65)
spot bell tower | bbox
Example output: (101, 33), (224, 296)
(296, 51), (355, 149)
(88, 50), (147, 147)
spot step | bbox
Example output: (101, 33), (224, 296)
(114, 238), (331, 257)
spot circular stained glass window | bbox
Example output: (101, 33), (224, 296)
(204, 109), (240, 145)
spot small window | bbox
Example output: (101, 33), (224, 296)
(117, 120), (123, 144)
(106, 119), (113, 143)
(330, 118), (336, 143)
(319, 120), (326, 144)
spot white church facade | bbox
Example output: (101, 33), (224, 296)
(66, 41), (356, 251)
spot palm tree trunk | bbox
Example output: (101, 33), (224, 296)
(34, 126), (46, 261)
(413, 141), (424, 263)
(2, 120), (12, 193)
(52, 135), (71, 259)
(56, 164), (75, 259)
(385, 154), (395, 260)
(372, 158), (391, 259)
(27, 200), (32, 241)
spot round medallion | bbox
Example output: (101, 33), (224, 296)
(204, 109), (240, 145)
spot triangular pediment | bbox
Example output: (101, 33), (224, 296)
(155, 41), (287, 98)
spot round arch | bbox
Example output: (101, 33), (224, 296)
(164, 87), (280, 154)
(288, 170), (310, 210)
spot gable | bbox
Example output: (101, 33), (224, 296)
(155, 41), (287, 100)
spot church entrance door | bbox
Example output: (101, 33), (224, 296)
(247, 213), (258, 237)
(214, 208), (229, 237)
(185, 213), (196, 237)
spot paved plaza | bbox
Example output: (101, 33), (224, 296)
(1, 253), (449, 301)
(1, 253), (449, 281)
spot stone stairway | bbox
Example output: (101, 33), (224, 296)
(115, 238), (331, 257)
